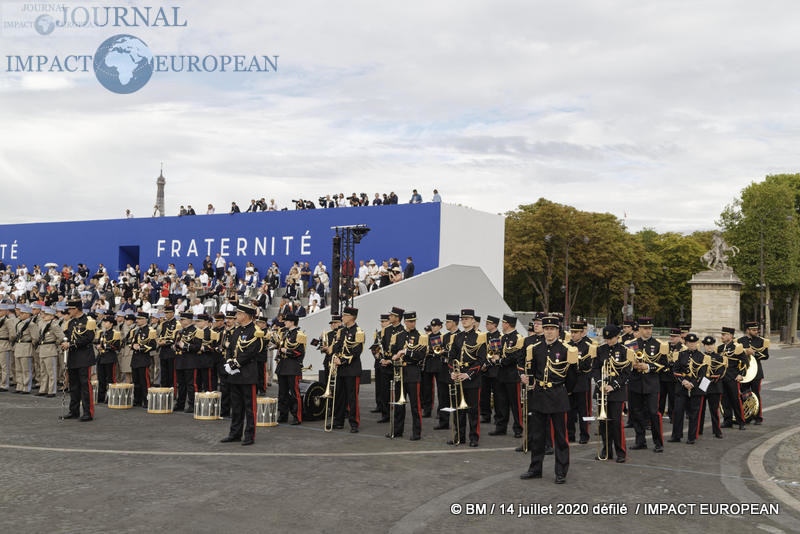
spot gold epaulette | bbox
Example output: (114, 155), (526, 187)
(147, 328), (157, 340)
(355, 329), (365, 343)
(763, 338), (771, 349)
(567, 345), (579, 364)
(390, 333), (397, 346)
(194, 327), (205, 340)
(626, 348), (636, 363)
(93, 330), (101, 341)
(587, 344), (597, 358)
(254, 326), (265, 338)
(722, 355), (729, 367)
(86, 317), (97, 331)
(297, 331), (307, 346)
(112, 330), (122, 341)
(703, 354), (711, 367)
(526, 344), (534, 362)
(734, 343), (744, 355)
(658, 342), (669, 355)
(419, 334), (428, 346)
(477, 332), (487, 345)
(514, 336), (524, 350)
(210, 330), (220, 342)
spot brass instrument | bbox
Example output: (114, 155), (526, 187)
(520, 351), (534, 453)
(442, 359), (469, 445)
(596, 358), (611, 461)
(322, 329), (342, 432)
(388, 344), (407, 438)
(741, 390), (760, 420)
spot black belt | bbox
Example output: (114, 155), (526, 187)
(40, 342), (55, 345)
(0, 337), (7, 340)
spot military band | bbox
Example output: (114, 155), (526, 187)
(0, 294), (775, 481)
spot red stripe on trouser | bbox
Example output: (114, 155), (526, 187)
(145, 369), (150, 389)
(736, 382), (744, 420)
(88, 371), (94, 417)
(193, 370), (198, 392)
(476, 388), (480, 437)
(208, 370), (212, 392)
(173, 369), (177, 397)
(111, 364), (117, 384)
(416, 383), (422, 434)
(620, 407), (626, 452)
(295, 376), (302, 422)
(657, 393), (663, 441)
(355, 377), (361, 425)
(564, 413), (569, 458)
(696, 397), (704, 437)
(252, 385), (257, 436)
(550, 419), (554, 443)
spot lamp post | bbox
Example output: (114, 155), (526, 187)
(564, 235), (589, 326)
(758, 220), (765, 336)
(629, 282), (636, 321)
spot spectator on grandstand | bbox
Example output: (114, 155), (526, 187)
(207, 204), (215, 214)
(409, 189), (422, 203)
(432, 189), (442, 202)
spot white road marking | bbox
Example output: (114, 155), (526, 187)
(770, 383), (800, 392)
(748, 425), (800, 516)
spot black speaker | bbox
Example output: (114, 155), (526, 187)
(331, 235), (341, 313)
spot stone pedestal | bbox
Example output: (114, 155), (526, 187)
(688, 269), (743, 336)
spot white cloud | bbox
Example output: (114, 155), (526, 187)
(1, 0), (799, 232)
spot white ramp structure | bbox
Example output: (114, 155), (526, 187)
(299, 264), (521, 376)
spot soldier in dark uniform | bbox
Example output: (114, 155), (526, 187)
(209, 312), (226, 392)
(626, 317), (667, 452)
(157, 305), (178, 389)
(661, 328), (683, 422)
(620, 320), (635, 344)
(718, 327), (747, 430)
(60, 300), (97, 420)
(519, 316), (578, 483)
(377, 307), (405, 423)
(221, 304), (263, 445)
(491, 314), (524, 438)
(447, 309), (487, 447)
(566, 322), (594, 444)
(738, 320), (768, 424)
(173, 312), (201, 412)
(679, 324), (691, 343)
(255, 313), (270, 395)
(387, 311), (426, 440)
(130, 311), (157, 409)
(331, 306), (364, 432)
(320, 314), (342, 389)
(592, 325), (634, 462)
(668, 333), (707, 444)
(480, 315), (502, 424)
(433, 313), (460, 430)
(699, 336), (724, 438)
(96, 316), (121, 403)
(421, 318), (445, 420)
(369, 314), (389, 414)
(219, 311), (237, 417)
(276, 313), (305, 425)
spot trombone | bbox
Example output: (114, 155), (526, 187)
(520, 353), (534, 453)
(322, 358), (337, 432)
(595, 359), (611, 461)
(388, 351), (407, 438)
(442, 359), (469, 444)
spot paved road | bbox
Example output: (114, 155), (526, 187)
(1, 350), (799, 533)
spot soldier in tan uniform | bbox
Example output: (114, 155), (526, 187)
(119, 312), (135, 383)
(30, 302), (44, 389)
(0, 303), (14, 391)
(36, 306), (64, 397)
(11, 304), (40, 394)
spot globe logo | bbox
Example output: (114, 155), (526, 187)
(34, 14), (56, 36)
(93, 34), (154, 94)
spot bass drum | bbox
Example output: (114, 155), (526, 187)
(298, 380), (325, 421)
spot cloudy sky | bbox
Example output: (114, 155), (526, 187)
(1, 0), (798, 232)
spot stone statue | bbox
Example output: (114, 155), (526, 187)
(701, 233), (739, 271)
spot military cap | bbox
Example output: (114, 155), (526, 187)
(180, 312), (193, 320)
(430, 318), (443, 327)
(225, 310), (236, 318)
(237, 303), (256, 316)
(542, 316), (559, 328)
(474, 315), (481, 323)
(744, 321), (758, 329)
(685, 333), (699, 343)
(30, 302), (42, 310)
(196, 313), (210, 322)
(136, 311), (149, 319)
(702, 335), (716, 345)
(533, 312), (545, 321)
(101, 315), (115, 323)
(637, 317), (654, 327)
(329, 314), (342, 323)
(721, 326), (735, 334)
(380, 314), (390, 321)
(115, 310), (125, 317)
(66, 299), (82, 310)
(679, 324), (691, 332)
(164, 305), (175, 313)
(390, 306), (405, 317)
(623, 320), (635, 327)
(213, 313), (225, 320)
(403, 311), (417, 321)
(460, 309), (475, 318)
(669, 328), (681, 336)
(569, 322), (583, 332)
(342, 307), (358, 318)
(502, 314), (517, 327)
(486, 315), (499, 325)
(284, 313), (299, 324)
(445, 313), (459, 322)
(602, 325), (620, 339)
(41, 307), (55, 315)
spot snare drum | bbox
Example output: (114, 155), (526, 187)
(91, 380), (98, 403)
(108, 383), (134, 409)
(256, 397), (279, 427)
(194, 391), (222, 420)
(147, 387), (174, 414)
